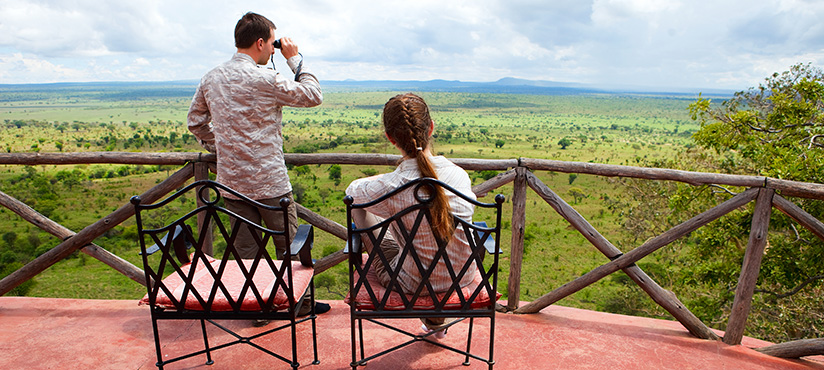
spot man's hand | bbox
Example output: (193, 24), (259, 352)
(279, 37), (299, 59)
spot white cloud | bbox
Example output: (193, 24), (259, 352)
(0, 53), (87, 83)
(0, 0), (821, 89)
(591, 0), (682, 26)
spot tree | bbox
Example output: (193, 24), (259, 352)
(613, 63), (824, 342)
(360, 168), (378, 177)
(494, 139), (505, 148)
(291, 182), (306, 204)
(294, 165), (312, 176)
(558, 137), (572, 149)
(2, 232), (17, 248)
(473, 170), (499, 182)
(328, 164), (342, 186)
(689, 62), (824, 300)
(690, 62), (824, 182)
(568, 187), (586, 204)
(318, 188), (330, 205)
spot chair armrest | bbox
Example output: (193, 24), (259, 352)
(289, 224), (314, 267)
(344, 228), (362, 254)
(139, 224), (192, 263)
(141, 243), (161, 256)
(472, 221), (500, 254)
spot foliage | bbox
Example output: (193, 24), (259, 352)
(360, 168), (378, 177)
(611, 63), (824, 342)
(568, 187), (586, 204)
(690, 62), (824, 182)
(328, 164), (342, 186)
(474, 170), (499, 182)
(0, 262), (36, 296)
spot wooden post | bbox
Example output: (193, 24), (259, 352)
(0, 190), (146, 286)
(516, 188), (759, 314)
(724, 188), (774, 345)
(755, 338), (824, 358)
(524, 172), (719, 339)
(507, 166), (528, 310)
(194, 162), (213, 256)
(0, 163), (194, 296)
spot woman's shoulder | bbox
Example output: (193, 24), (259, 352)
(430, 155), (460, 167)
(346, 167), (406, 196)
(431, 156), (467, 174)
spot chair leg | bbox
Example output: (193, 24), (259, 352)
(291, 314), (300, 369)
(310, 283), (320, 365)
(358, 318), (366, 362)
(350, 315), (359, 369)
(349, 317), (367, 368)
(151, 317), (164, 370)
(199, 319), (214, 365)
(488, 315), (496, 370)
(463, 317), (474, 366)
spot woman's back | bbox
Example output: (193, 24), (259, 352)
(346, 156), (476, 294)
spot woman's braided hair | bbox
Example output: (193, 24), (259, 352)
(383, 93), (454, 241)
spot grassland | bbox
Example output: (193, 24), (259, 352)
(0, 84), (703, 315)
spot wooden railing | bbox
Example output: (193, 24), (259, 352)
(1, 152), (823, 357)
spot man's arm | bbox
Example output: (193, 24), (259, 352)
(273, 37), (323, 107)
(187, 85), (216, 153)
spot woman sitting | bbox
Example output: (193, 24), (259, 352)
(345, 93), (476, 335)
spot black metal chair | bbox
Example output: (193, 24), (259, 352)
(131, 180), (318, 369)
(344, 177), (504, 369)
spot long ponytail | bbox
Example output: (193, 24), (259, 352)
(383, 93), (454, 242)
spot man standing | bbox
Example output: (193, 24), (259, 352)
(188, 12), (328, 318)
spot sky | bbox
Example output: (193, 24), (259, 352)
(0, 0), (822, 91)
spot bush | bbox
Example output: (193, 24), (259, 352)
(0, 262), (36, 296)
(475, 170), (498, 181)
(321, 245), (339, 258)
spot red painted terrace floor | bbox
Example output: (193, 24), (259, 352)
(1, 297), (822, 370)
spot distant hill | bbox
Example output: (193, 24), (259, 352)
(0, 78), (734, 100)
(321, 78), (605, 95)
(0, 81), (199, 101)
(323, 77), (734, 97)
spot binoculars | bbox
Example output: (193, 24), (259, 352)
(273, 39), (282, 49)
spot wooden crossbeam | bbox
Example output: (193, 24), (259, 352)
(515, 187), (759, 315)
(522, 171), (719, 339)
(0, 189), (146, 286)
(0, 163), (194, 296)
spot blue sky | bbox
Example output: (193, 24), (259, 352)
(0, 0), (822, 90)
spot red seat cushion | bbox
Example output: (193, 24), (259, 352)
(140, 254), (313, 311)
(345, 254), (500, 310)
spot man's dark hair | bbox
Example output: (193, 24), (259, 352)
(234, 12), (276, 49)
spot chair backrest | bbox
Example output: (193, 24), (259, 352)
(345, 177), (504, 313)
(131, 180), (299, 313)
